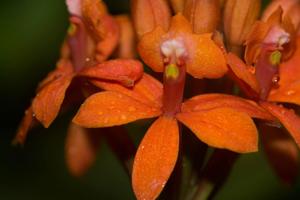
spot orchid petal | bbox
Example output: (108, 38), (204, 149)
(177, 108), (258, 153)
(91, 74), (163, 108)
(138, 26), (166, 72)
(13, 107), (35, 145)
(73, 91), (161, 128)
(32, 73), (74, 128)
(181, 93), (274, 120)
(65, 123), (101, 177)
(79, 59), (143, 87)
(260, 102), (300, 148)
(186, 33), (227, 79)
(132, 117), (179, 200)
(81, 0), (119, 62)
(227, 53), (260, 93)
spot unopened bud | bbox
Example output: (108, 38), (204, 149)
(131, 0), (171, 39)
(262, 0), (300, 31)
(184, 0), (221, 34)
(169, 0), (185, 13)
(223, 0), (261, 54)
(115, 15), (137, 59)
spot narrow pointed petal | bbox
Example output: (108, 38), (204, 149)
(78, 59), (143, 87)
(13, 107), (35, 145)
(181, 94), (274, 120)
(177, 108), (258, 153)
(132, 117), (179, 200)
(65, 123), (101, 177)
(37, 59), (74, 91)
(91, 74), (163, 108)
(227, 53), (260, 93)
(73, 91), (161, 128)
(260, 123), (299, 185)
(32, 74), (74, 128)
(260, 102), (300, 148)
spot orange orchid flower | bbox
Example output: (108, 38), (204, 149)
(14, 0), (140, 143)
(138, 14), (227, 79)
(14, 0), (143, 177)
(73, 14), (275, 200)
(227, 7), (300, 184)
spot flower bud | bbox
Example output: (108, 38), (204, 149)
(223, 0), (261, 54)
(169, 0), (185, 13)
(115, 15), (137, 59)
(262, 0), (300, 32)
(131, 0), (171, 39)
(184, 0), (221, 34)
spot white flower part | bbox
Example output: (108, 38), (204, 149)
(264, 25), (290, 46)
(161, 38), (187, 58)
(66, 0), (82, 16)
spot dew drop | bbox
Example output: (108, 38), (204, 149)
(141, 145), (145, 150)
(121, 115), (127, 120)
(248, 66), (255, 74)
(272, 75), (280, 85)
(32, 113), (36, 117)
(286, 90), (295, 95)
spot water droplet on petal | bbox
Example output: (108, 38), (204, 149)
(121, 115), (127, 120)
(272, 75), (280, 84)
(286, 90), (295, 95)
(248, 66), (255, 74)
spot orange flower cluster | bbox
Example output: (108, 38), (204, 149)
(15, 0), (300, 199)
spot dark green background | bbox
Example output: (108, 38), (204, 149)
(0, 0), (299, 199)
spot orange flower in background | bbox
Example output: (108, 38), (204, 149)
(227, 7), (300, 145)
(227, 6), (300, 184)
(73, 13), (274, 200)
(14, 0), (143, 176)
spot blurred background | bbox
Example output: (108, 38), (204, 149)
(0, 0), (300, 199)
